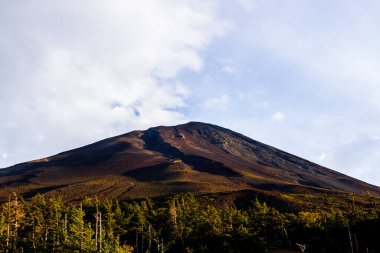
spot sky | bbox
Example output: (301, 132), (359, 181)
(1, 1), (380, 185)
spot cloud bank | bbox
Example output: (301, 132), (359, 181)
(2, 0), (380, 186)
(0, 0), (227, 167)
(187, 0), (380, 185)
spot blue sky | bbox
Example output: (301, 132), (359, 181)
(1, 1), (380, 185)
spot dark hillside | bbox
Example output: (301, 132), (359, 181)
(0, 122), (378, 201)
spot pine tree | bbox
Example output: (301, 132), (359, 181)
(26, 194), (47, 251)
(68, 204), (95, 252)
(2, 193), (26, 252)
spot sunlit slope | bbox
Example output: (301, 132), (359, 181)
(0, 122), (377, 201)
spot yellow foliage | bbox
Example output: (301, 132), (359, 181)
(298, 211), (323, 227)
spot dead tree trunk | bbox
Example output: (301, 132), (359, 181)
(348, 225), (354, 253)
(99, 212), (102, 252)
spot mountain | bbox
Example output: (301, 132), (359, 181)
(0, 122), (378, 201)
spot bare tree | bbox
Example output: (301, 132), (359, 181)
(296, 243), (306, 253)
(348, 225), (354, 253)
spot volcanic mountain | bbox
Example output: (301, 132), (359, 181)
(0, 122), (378, 201)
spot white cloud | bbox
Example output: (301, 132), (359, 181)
(237, 0), (255, 12)
(214, 1), (380, 184)
(251, 2), (380, 110)
(317, 152), (328, 163)
(218, 58), (239, 75)
(0, 0), (227, 167)
(271, 112), (285, 121)
(203, 94), (230, 110)
(322, 136), (380, 185)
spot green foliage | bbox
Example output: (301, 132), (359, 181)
(0, 193), (378, 252)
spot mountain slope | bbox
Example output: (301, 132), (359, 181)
(0, 122), (377, 201)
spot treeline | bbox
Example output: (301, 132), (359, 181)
(0, 193), (379, 252)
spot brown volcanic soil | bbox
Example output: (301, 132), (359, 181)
(0, 122), (378, 201)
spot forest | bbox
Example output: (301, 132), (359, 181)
(0, 192), (379, 253)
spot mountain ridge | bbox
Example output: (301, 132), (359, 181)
(0, 121), (378, 201)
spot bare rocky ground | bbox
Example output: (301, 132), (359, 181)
(0, 122), (377, 202)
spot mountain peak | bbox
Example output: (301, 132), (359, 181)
(0, 122), (377, 201)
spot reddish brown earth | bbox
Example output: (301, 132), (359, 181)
(0, 122), (378, 201)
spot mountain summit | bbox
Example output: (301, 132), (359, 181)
(0, 122), (377, 201)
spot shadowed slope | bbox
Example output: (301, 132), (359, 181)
(0, 122), (377, 201)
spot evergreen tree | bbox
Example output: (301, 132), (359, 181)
(68, 205), (94, 252)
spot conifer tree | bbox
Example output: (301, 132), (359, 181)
(68, 204), (94, 252)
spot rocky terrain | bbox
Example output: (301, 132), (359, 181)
(0, 122), (377, 201)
